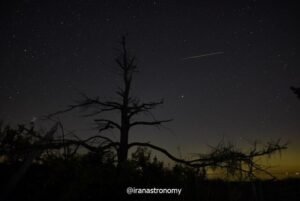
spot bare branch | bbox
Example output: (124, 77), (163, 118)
(128, 99), (164, 118)
(47, 96), (122, 118)
(128, 139), (287, 179)
(94, 119), (121, 132)
(128, 142), (193, 167)
(83, 135), (116, 145)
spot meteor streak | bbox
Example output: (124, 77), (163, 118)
(182, 51), (224, 60)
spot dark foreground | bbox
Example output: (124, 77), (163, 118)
(1, 162), (299, 201)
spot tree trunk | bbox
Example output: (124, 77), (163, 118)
(118, 126), (129, 164)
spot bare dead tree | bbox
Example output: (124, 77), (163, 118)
(47, 36), (287, 179)
(48, 36), (172, 166)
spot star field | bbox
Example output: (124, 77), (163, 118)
(0, 0), (299, 175)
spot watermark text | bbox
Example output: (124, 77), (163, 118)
(126, 187), (182, 195)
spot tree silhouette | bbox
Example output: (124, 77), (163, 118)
(48, 36), (287, 179)
(49, 36), (171, 166)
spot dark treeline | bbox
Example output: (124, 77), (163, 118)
(0, 122), (299, 201)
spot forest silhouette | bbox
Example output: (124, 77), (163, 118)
(0, 37), (299, 201)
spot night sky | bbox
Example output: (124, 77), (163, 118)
(1, 0), (299, 175)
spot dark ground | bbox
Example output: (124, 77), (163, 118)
(1, 162), (300, 201)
